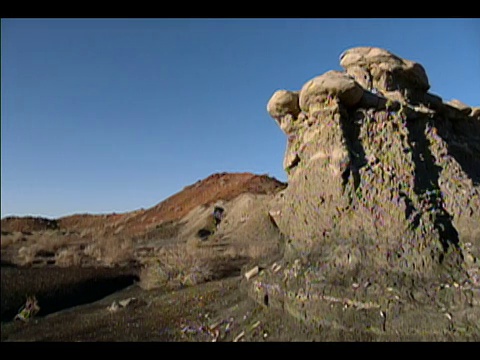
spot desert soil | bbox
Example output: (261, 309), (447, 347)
(1, 264), (317, 342)
(2, 263), (472, 342)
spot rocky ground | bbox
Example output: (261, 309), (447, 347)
(1, 266), (314, 342)
(3, 262), (477, 342)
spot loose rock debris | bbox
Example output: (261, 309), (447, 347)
(233, 331), (245, 342)
(107, 297), (137, 312)
(271, 263), (282, 273)
(180, 317), (237, 342)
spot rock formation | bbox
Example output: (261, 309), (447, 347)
(260, 46), (480, 336)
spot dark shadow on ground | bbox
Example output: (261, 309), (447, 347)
(1, 266), (139, 322)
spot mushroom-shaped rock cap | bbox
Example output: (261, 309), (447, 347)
(340, 47), (430, 92)
(447, 99), (472, 115)
(267, 90), (301, 120)
(299, 70), (364, 111)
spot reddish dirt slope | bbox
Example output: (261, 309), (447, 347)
(2, 173), (286, 238)
(0, 217), (58, 233)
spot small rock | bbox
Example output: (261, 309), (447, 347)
(108, 301), (120, 313)
(245, 266), (260, 280)
(271, 263), (282, 273)
(250, 321), (261, 330)
(233, 331), (245, 342)
(119, 297), (136, 308)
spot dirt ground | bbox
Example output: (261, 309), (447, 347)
(2, 263), (477, 342)
(1, 265), (312, 342)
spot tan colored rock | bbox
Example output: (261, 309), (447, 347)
(447, 99), (472, 115)
(277, 114), (296, 134)
(471, 107), (480, 119)
(340, 47), (404, 68)
(345, 65), (372, 90)
(340, 47), (429, 95)
(245, 266), (260, 280)
(267, 90), (301, 120)
(284, 149), (300, 171)
(299, 70), (364, 111)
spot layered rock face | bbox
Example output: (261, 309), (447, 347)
(260, 47), (480, 336)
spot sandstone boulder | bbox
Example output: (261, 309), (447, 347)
(267, 90), (301, 119)
(267, 90), (302, 134)
(340, 47), (430, 101)
(299, 70), (364, 111)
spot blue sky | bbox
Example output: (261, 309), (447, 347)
(2, 18), (479, 218)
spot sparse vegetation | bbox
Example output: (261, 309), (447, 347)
(1, 231), (25, 248)
(144, 220), (181, 240)
(55, 248), (83, 267)
(138, 245), (214, 290)
(17, 245), (40, 266)
(83, 236), (134, 266)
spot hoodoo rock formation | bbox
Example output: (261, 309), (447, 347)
(260, 46), (480, 337)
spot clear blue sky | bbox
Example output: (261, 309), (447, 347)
(2, 18), (479, 218)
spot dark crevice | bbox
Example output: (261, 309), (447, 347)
(268, 213), (279, 229)
(197, 228), (213, 240)
(341, 167), (351, 188)
(399, 190), (422, 231)
(340, 110), (368, 192)
(406, 119), (460, 253)
(287, 154), (301, 173)
(213, 206), (225, 226)
(435, 116), (480, 186)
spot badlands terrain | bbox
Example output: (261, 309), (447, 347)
(2, 47), (480, 341)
